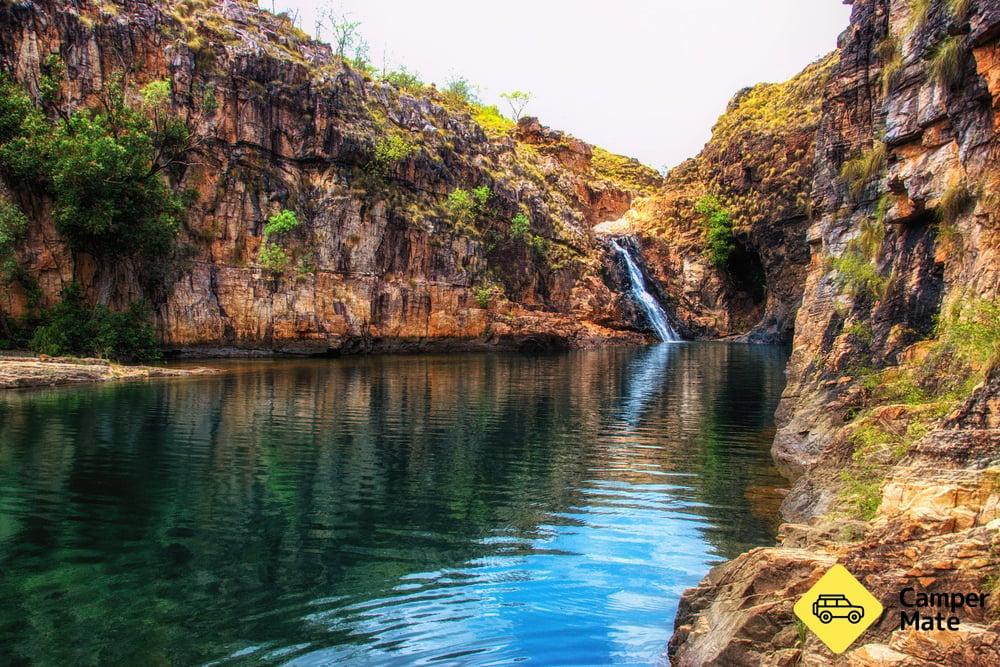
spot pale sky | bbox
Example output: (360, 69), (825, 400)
(266, 1), (851, 170)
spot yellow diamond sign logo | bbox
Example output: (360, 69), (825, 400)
(794, 564), (883, 654)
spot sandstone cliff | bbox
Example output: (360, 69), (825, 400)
(670, 0), (1000, 664)
(0, 0), (661, 355)
(629, 54), (838, 343)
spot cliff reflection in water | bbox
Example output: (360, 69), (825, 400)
(0, 343), (788, 665)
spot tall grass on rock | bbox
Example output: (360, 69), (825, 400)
(929, 36), (965, 88)
(840, 141), (887, 199)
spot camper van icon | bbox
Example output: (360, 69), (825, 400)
(812, 594), (865, 624)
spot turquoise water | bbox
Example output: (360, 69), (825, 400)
(0, 343), (788, 665)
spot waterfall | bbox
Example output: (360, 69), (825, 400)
(610, 238), (680, 342)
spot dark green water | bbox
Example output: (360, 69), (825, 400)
(0, 343), (788, 666)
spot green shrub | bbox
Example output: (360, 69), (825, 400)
(446, 186), (490, 223)
(472, 280), (504, 308)
(937, 297), (1000, 368)
(694, 194), (736, 268)
(29, 284), (161, 362)
(263, 209), (300, 237)
(201, 82), (218, 113)
(446, 188), (476, 222)
(530, 234), (548, 258)
(380, 67), (423, 91)
(38, 54), (64, 108)
(89, 303), (162, 362)
(929, 36), (964, 88)
(369, 134), (415, 176)
(830, 251), (888, 299)
(0, 196), (27, 277)
(510, 212), (531, 239)
(840, 141), (887, 199)
(845, 321), (874, 344)
(258, 243), (290, 274)
(443, 77), (479, 105)
(473, 104), (515, 138)
(472, 185), (491, 208)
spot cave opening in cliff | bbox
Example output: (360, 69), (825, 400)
(726, 239), (768, 320)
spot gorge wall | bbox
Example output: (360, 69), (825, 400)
(628, 54), (838, 344)
(670, 0), (1000, 664)
(0, 0), (663, 355)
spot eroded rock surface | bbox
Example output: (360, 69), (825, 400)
(0, 0), (660, 354)
(670, 0), (1000, 664)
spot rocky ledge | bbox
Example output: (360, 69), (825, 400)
(0, 355), (219, 389)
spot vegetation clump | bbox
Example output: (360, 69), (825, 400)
(259, 209), (300, 275)
(840, 141), (887, 199)
(591, 147), (661, 195)
(0, 195), (27, 279)
(907, 0), (933, 35)
(263, 209), (301, 238)
(948, 0), (972, 20)
(510, 212), (531, 239)
(369, 134), (416, 177)
(499, 90), (532, 121)
(0, 74), (190, 265)
(939, 175), (975, 224)
(473, 105), (516, 138)
(379, 67), (423, 92)
(929, 36), (965, 88)
(877, 36), (903, 96)
(258, 243), (290, 275)
(443, 77), (479, 106)
(446, 186), (491, 223)
(838, 297), (1000, 519)
(472, 280), (505, 309)
(694, 194), (736, 268)
(29, 284), (162, 362)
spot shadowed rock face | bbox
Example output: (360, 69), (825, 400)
(0, 0), (661, 355)
(670, 1), (1000, 665)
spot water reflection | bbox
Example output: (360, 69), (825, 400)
(0, 343), (788, 665)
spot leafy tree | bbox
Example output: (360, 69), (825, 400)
(472, 185), (491, 208)
(319, 7), (370, 69)
(443, 77), (479, 105)
(500, 90), (532, 121)
(264, 209), (301, 237)
(695, 194), (736, 268)
(0, 75), (193, 262)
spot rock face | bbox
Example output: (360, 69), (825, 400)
(0, 0), (661, 354)
(630, 54), (839, 343)
(670, 0), (1000, 664)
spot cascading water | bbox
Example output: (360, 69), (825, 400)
(610, 238), (680, 342)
